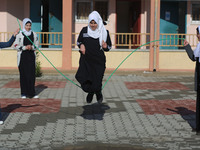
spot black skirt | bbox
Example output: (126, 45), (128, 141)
(18, 50), (36, 97)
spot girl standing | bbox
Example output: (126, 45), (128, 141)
(184, 26), (200, 135)
(14, 18), (39, 99)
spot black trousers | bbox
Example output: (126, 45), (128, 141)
(196, 58), (200, 131)
(18, 50), (36, 97)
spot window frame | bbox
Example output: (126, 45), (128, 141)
(191, 2), (200, 24)
(75, 0), (108, 23)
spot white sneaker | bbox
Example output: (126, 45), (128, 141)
(21, 95), (26, 99)
(33, 95), (39, 99)
(0, 121), (4, 125)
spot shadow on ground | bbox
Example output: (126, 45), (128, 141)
(56, 143), (154, 150)
(167, 107), (196, 129)
(80, 103), (110, 120)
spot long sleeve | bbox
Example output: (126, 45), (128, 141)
(0, 35), (16, 49)
(77, 28), (84, 48)
(184, 44), (196, 61)
(103, 30), (112, 52)
(31, 32), (39, 50)
(13, 33), (26, 51)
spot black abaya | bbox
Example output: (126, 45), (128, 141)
(19, 32), (36, 97)
(75, 27), (112, 93)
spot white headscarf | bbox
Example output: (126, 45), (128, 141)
(194, 26), (200, 61)
(87, 11), (107, 47)
(22, 18), (32, 36)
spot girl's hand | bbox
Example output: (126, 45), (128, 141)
(102, 40), (107, 49)
(14, 28), (20, 37)
(80, 44), (86, 55)
(184, 40), (189, 46)
(26, 45), (32, 50)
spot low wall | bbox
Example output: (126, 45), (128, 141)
(159, 50), (195, 71)
(0, 48), (62, 69)
(0, 48), (195, 72)
(72, 50), (149, 70)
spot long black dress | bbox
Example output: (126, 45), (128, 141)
(185, 44), (200, 132)
(75, 27), (112, 93)
(18, 32), (36, 97)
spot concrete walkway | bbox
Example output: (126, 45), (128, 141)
(0, 71), (199, 150)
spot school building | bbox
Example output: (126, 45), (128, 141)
(0, 0), (200, 72)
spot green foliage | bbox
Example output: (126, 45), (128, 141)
(35, 51), (42, 77)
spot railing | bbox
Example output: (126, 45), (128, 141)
(0, 32), (198, 49)
(72, 32), (198, 49)
(72, 32), (151, 49)
(0, 32), (63, 47)
(37, 32), (63, 46)
(0, 32), (13, 43)
(110, 33), (150, 49)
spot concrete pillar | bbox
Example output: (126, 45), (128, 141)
(149, 0), (155, 71)
(62, 0), (72, 70)
(149, 0), (160, 71)
(0, 0), (7, 32)
(155, 0), (160, 71)
(24, 0), (30, 18)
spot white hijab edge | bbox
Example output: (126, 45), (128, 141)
(22, 18), (32, 36)
(87, 11), (107, 47)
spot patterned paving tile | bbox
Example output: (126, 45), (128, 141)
(125, 82), (189, 90)
(2, 81), (66, 88)
(0, 98), (61, 113)
(137, 99), (196, 115)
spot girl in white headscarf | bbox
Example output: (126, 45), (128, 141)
(184, 26), (200, 134)
(75, 11), (112, 104)
(14, 18), (39, 99)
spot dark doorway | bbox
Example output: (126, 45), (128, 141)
(116, 0), (141, 49)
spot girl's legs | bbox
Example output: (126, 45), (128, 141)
(86, 93), (94, 103)
(96, 90), (103, 104)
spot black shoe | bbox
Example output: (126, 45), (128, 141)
(86, 93), (94, 103)
(96, 92), (103, 104)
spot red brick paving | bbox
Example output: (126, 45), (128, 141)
(125, 82), (189, 90)
(0, 98), (61, 113)
(137, 99), (196, 115)
(3, 81), (66, 88)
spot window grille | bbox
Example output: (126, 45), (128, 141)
(75, 0), (108, 22)
(192, 4), (200, 21)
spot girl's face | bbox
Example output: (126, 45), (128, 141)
(25, 23), (31, 31)
(89, 20), (98, 31)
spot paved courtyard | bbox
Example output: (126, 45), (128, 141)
(0, 71), (199, 150)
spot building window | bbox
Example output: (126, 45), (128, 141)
(75, 0), (108, 22)
(94, 1), (108, 21)
(192, 4), (200, 22)
(76, 2), (91, 21)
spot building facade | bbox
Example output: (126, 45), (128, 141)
(0, 0), (200, 72)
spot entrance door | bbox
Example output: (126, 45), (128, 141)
(30, 0), (62, 48)
(160, 1), (186, 49)
(30, 0), (41, 32)
(116, 0), (141, 49)
(48, 0), (62, 48)
(129, 1), (141, 48)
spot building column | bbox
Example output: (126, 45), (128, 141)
(62, 0), (72, 70)
(149, 0), (160, 71)
(155, 0), (160, 71)
(24, 0), (30, 18)
(149, 0), (155, 71)
(0, 0), (7, 32)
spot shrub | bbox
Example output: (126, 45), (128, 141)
(35, 51), (42, 77)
